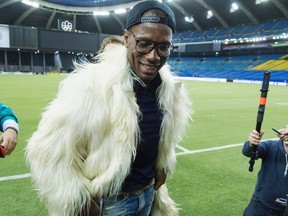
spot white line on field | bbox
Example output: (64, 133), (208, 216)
(175, 137), (279, 156)
(0, 173), (31, 182)
(176, 143), (243, 156)
(176, 144), (190, 152)
(0, 139), (276, 182)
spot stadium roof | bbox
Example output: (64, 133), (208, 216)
(0, 0), (287, 35)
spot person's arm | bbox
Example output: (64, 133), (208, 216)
(0, 128), (18, 156)
(25, 74), (93, 216)
(0, 103), (19, 156)
(0, 103), (19, 132)
(242, 129), (264, 157)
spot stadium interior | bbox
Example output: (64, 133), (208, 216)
(0, 0), (287, 82)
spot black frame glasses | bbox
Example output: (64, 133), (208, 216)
(130, 30), (174, 58)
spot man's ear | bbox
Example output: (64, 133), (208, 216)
(123, 30), (129, 48)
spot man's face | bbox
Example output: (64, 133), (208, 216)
(124, 23), (173, 84)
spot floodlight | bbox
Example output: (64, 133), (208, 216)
(207, 10), (213, 19)
(230, 3), (239, 13)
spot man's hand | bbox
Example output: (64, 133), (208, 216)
(154, 169), (167, 190)
(278, 128), (288, 145)
(248, 129), (264, 146)
(0, 128), (18, 156)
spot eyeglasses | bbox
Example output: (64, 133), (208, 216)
(130, 30), (174, 58)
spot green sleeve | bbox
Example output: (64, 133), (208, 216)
(0, 103), (18, 132)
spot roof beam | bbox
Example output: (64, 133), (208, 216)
(45, 11), (56, 29)
(236, 2), (259, 25)
(271, 0), (288, 18)
(93, 16), (102, 34)
(35, 0), (142, 14)
(0, 0), (19, 10)
(168, 1), (202, 31)
(111, 14), (125, 32)
(14, 7), (36, 26)
(195, 0), (229, 28)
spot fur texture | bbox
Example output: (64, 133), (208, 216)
(26, 46), (192, 216)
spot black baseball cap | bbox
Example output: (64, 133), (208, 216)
(126, 1), (176, 33)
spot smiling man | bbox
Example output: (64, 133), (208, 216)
(124, 2), (175, 85)
(26, 1), (192, 216)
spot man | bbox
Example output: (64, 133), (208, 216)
(242, 126), (288, 216)
(26, 1), (192, 215)
(0, 103), (19, 157)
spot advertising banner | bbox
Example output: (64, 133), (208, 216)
(0, 25), (10, 48)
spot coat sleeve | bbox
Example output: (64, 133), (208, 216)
(26, 71), (104, 216)
(151, 184), (179, 216)
(242, 141), (253, 157)
(152, 68), (192, 216)
(0, 103), (18, 132)
(157, 78), (193, 175)
(242, 140), (271, 159)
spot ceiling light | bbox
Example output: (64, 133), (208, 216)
(114, 8), (126, 14)
(22, 0), (39, 8)
(255, 0), (268, 4)
(185, 16), (194, 23)
(93, 11), (110, 16)
(230, 3), (239, 13)
(207, 10), (213, 19)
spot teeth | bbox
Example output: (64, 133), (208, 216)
(144, 64), (155, 69)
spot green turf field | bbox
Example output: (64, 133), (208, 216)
(0, 74), (287, 215)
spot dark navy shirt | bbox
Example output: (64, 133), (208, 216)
(121, 74), (163, 192)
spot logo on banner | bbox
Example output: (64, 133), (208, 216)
(61, 20), (73, 32)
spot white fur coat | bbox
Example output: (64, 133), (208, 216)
(26, 46), (192, 216)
